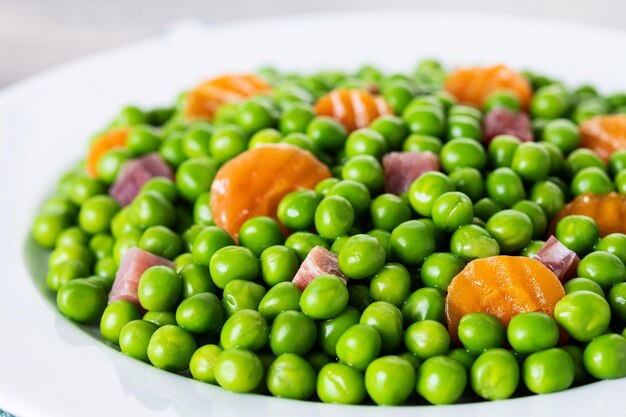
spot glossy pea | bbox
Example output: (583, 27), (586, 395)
(458, 313), (506, 353)
(317, 363), (366, 405)
(267, 353), (316, 400)
(564, 277), (605, 297)
(390, 220), (436, 266)
(542, 119), (580, 154)
(338, 234), (386, 279)
(507, 312), (559, 354)
(306, 116), (347, 153)
(571, 167), (614, 196)
(360, 301), (403, 353)
(238, 216), (284, 257)
(431, 191), (474, 232)
(408, 171), (455, 217)
(100, 300), (142, 344)
(277, 189), (319, 231)
(317, 306), (360, 357)
(345, 128), (388, 159)
(402, 287), (446, 326)
(523, 348), (574, 394)
(214, 348), (264, 393)
(327, 179), (371, 218)
(416, 356), (467, 405)
(341, 155), (385, 194)
(471, 348), (519, 400)
(448, 167), (484, 202)
(300, 274), (348, 320)
(567, 148), (606, 176)
(488, 135), (521, 168)
(258, 282), (302, 322)
(556, 215), (600, 257)
(440, 138), (487, 173)
(284, 232), (328, 263)
(450, 224), (500, 261)
(137, 265), (182, 311)
(530, 180), (565, 218)
(118, 319), (159, 362)
(190, 344), (222, 384)
(129, 190), (175, 229)
(270, 310), (317, 356)
(56, 279), (107, 323)
(486, 209), (533, 253)
(486, 167), (525, 208)
(583, 333), (626, 380)
(554, 291), (611, 342)
(222, 280), (266, 316)
(369, 263), (411, 307)
(511, 200), (547, 240)
(577, 251), (626, 290)
(279, 103), (315, 134)
(138, 225), (181, 260)
(420, 252), (466, 290)
(220, 309), (269, 351)
(596, 233), (626, 265)
(370, 115), (408, 151)
(365, 356), (416, 405)
(209, 246), (259, 289)
(403, 134), (443, 154)
(180, 263), (217, 298)
(511, 142), (550, 182)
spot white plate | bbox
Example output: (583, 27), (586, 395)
(2, 10), (626, 417)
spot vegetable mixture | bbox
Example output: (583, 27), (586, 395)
(31, 60), (626, 405)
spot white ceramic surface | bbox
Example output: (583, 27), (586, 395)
(2, 10), (626, 417)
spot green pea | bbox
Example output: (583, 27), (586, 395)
(56, 279), (107, 323)
(542, 119), (580, 154)
(55, 227), (88, 248)
(556, 215), (600, 257)
(160, 135), (187, 167)
(486, 209), (533, 253)
(382, 80), (415, 114)
(486, 167), (525, 208)
(129, 190), (175, 229)
(341, 155), (384, 194)
(369, 263), (411, 307)
(609, 150), (626, 176)
(277, 189), (319, 231)
(420, 252), (466, 290)
(519, 240), (545, 258)
(178, 264), (216, 298)
(214, 348), (264, 393)
(143, 310), (177, 327)
(389, 220), (436, 266)
(238, 216), (284, 257)
(369, 194), (411, 231)
(402, 134), (443, 154)
(268, 310), (317, 356)
(224, 280), (266, 316)
(473, 197), (503, 221)
(315, 195), (355, 240)
(564, 277), (605, 296)
(567, 148), (606, 176)
(69, 175), (105, 206)
(554, 291), (611, 342)
(450, 224), (500, 261)
(405, 320), (450, 359)
(523, 348), (574, 394)
(583, 333), (626, 379)
(571, 166), (614, 196)
(607, 283), (626, 323)
(327, 179), (371, 218)
(440, 138), (487, 173)
(191, 226), (235, 266)
(110, 206), (136, 238)
(46, 260), (89, 292)
(448, 167), (484, 202)
(484, 90), (521, 112)
(338, 234), (386, 279)
(511, 142), (550, 182)
(189, 344), (222, 384)
(306, 116), (347, 153)
(78, 195), (119, 234)
(220, 309), (268, 351)
(530, 84), (569, 119)
(402, 287), (446, 326)
(300, 274), (348, 320)
(137, 225), (181, 260)
(318, 306), (360, 356)
(404, 107), (445, 137)
(488, 135), (521, 168)
(87, 233), (113, 261)
(32, 212), (71, 248)
(248, 128), (281, 148)
(209, 125), (248, 163)
(96, 148), (130, 184)
(538, 141), (566, 176)
(100, 300), (142, 344)
(573, 98), (609, 124)
(174, 292), (224, 333)
(408, 171), (455, 217)
(257, 245), (298, 287)
(317, 363), (366, 404)
(360, 301), (403, 353)
(365, 355), (416, 405)
(448, 348), (477, 371)
(118, 319), (158, 362)
(458, 313), (505, 353)
(507, 312), (559, 354)
(416, 356), (467, 405)
(279, 103), (314, 135)
(431, 191), (474, 232)
(577, 251), (626, 290)
(267, 353), (316, 400)
(370, 115), (408, 151)
(94, 257), (117, 280)
(209, 246), (259, 289)
(235, 99), (277, 134)
(447, 115), (482, 141)
(137, 266), (181, 311)
(180, 122), (211, 158)
(334, 324), (381, 371)
(471, 348), (519, 400)
(258, 282), (301, 321)
(175, 157), (217, 201)
(49, 243), (93, 269)
(282, 132), (316, 153)
(530, 180), (565, 218)
(344, 128), (387, 159)
(615, 170), (626, 194)
(284, 231), (328, 263)
(596, 233), (626, 266)
(511, 200), (547, 240)
(563, 344), (589, 385)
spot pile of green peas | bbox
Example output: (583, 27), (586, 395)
(31, 60), (626, 406)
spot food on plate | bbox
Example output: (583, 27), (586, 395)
(31, 60), (626, 406)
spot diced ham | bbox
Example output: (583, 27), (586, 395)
(534, 235), (580, 283)
(382, 151), (440, 195)
(483, 108), (533, 144)
(108, 247), (175, 307)
(109, 153), (174, 206)
(292, 246), (348, 291)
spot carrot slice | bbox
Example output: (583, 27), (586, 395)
(185, 74), (271, 121)
(444, 64), (532, 109)
(86, 128), (131, 177)
(314, 88), (393, 132)
(580, 115), (626, 162)
(446, 256), (565, 341)
(210, 144), (331, 240)
(549, 192), (626, 237)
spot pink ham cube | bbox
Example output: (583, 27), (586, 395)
(108, 247), (175, 307)
(382, 151), (439, 195)
(483, 108), (533, 145)
(534, 235), (580, 283)
(109, 153), (174, 206)
(292, 246), (348, 291)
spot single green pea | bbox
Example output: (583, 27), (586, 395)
(554, 291), (611, 342)
(511, 200), (547, 240)
(259, 245), (299, 286)
(389, 220), (436, 266)
(458, 313), (506, 353)
(416, 356), (467, 405)
(94, 257), (117, 280)
(542, 119), (580, 154)
(360, 301), (403, 353)
(175, 292), (224, 333)
(318, 306), (360, 356)
(365, 355), (416, 406)
(404, 107), (445, 137)
(366, 229), (392, 259)
(69, 175), (106, 206)
(223, 279), (266, 316)
(336, 324), (382, 370)
(449, 104), (481, 120)
(180, 122), (212, 157)
(402, 287), (446, 326)
(596, 233), (626, 266)
(143, 310), (177, 327)
(370, 115), (408, 151)
(511, 142), (550, 182)
(609, 150), (626, 176)
(129, 190), (175, 229)
(448, 348), (477, 371)
(471, 348), (520, 400)
(159, 135), (188, 167)
(78, 195), (119, 234)
(175, 157), (217, 202)
(530, 84), (569, 119)
(300, 274), (348, 320)
(190, 192), (213, 226)
(507, 312), (559, 354)
(110, 206), (136, 238)
(523, 348), (575, 394)
(608, 283), (626, 322)
(209, 246), (259, 289)
(179, 263), (217, 298)
(191, 226), (235, 266)
(33, 212), (72, 249)
(338, 234), (386, 279)
(189, 344), (222, 384)
(571, 167), (614, 196)
(277, 189), (319, 231)
(369, 194), (411, 231)
(382, 80), (415, 114)
(564, 277), (605, 297)
(48, 243), (93, 269)
(236, 99), (277, 134)
(567, 148), (606, 176)
(284, 232), (328, 263)
(220, 309), (269, 351)
(238, 216), (284, 257)
(96, 148), (131, 184)
(486, 209), (533, 253)
(118, 319), (159, 362)
(408, 171), (455, 217)
(615, 170), (626, 194)
(270, 310), (317, 356)
(341, 155), (385, 194)
(315, 195), (355, 240)
(583, 333), (626, 380)
(279, 103), (315, 135)
(450, 224), (500, 261)
(266, 353), (317, 400)
(214, 348), (264, 393)
(87, 233), (114, 261)
(100, 300), (142, 344)
(538, 141), (566, 176)
(306, 116), (347, 153)
(562, 344), (589, 385)
(577, 251), (626, 290)
(488, 135), (521, 168)
(370, 263), (411, 307)
(448, 167), (484, 202)
(447, 115), (482, 141)
(402, 134), (443, 154)
(484, 90), (521, 112)
(137, 266), (181, 311)
(327, 179), (371, 219)
(138, 225), (182, 260)
(282, 132), (316, 153)
(405, 320), (450, 359)
(43, 259), (84, 291)
(258, 282), (301, 322)
(344, 128), (388, 159)
(173, 252), (193, 272)
(209, 124), (248, 163)
(473, 197), (504, 221)
(431, 191), (474, 232)
(317, 363), (366, 405)
(486, 167), (526, 208)
(420, 252), (466, 290)
(55, 226), (89, 248)
(440, 138), (487, 173)
(556, 215), (600, 257)
(248, 128), (282, 148)
(530, 180), (565, 218)
(56, 279), (107, 323)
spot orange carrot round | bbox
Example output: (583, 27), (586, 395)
(210, 144), (331, 240)
(444, 64), (532, 109)
(185, 74), (271, 121)
(86, 128), (131, 177)
(580, 115), (626, 162)
(314, 88), (393, 132)
(446, 256), (565, 341)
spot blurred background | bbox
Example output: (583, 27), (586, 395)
(2, 0), (626, 87)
